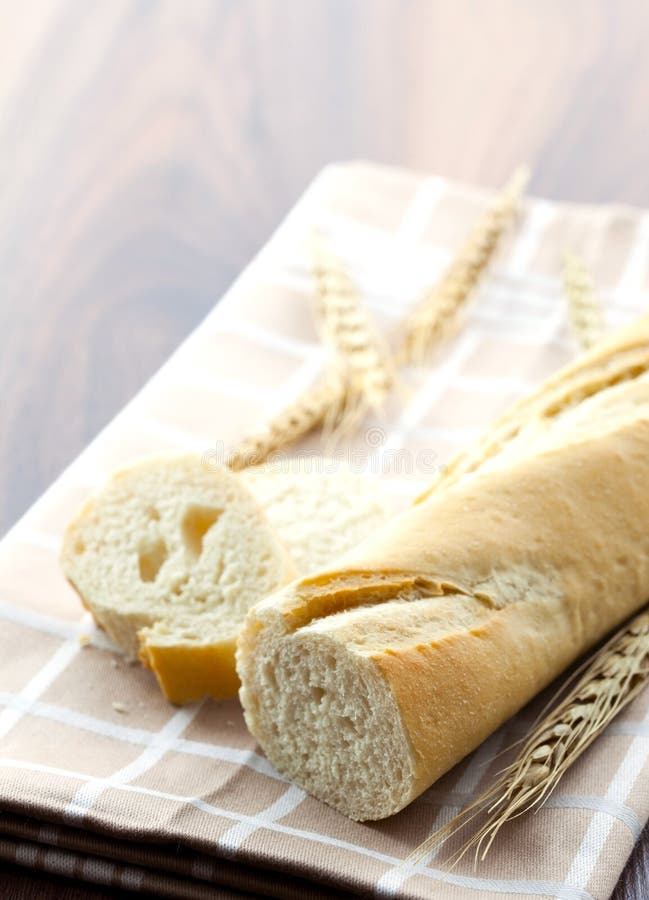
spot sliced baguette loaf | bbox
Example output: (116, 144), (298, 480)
(237, 320), (649, 821)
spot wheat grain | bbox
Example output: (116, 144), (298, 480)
(563, 250), (605, 350)
(310, 229), (395, 426)
(397, 166), (530, 365)
(408, 607), (649, 866)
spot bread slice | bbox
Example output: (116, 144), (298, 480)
(61, 455), (295, 673)
(138, 461), (388, 703)
(237, 326), (649, 820)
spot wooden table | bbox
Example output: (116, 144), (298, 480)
(1, 1), (648, 896)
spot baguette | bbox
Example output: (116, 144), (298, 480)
(237, 318), (649, 821)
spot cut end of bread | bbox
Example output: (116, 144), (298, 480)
(237, 594), (416, 821)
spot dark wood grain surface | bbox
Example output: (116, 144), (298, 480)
(2, 1), (649, 897)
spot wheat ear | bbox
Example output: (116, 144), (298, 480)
(227, 232), (397, 469)
(397, 166), (530, 365)
(409, 607), (649, 866)
(228, 173), (530, 469)
(310, 229), (395, 434)
(562, 250), (605, 350)
(226, 372), (348, 471)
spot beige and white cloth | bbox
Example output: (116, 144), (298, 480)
(1, 163), (649, 899)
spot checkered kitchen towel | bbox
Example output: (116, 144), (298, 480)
(1, 162), (649, 900)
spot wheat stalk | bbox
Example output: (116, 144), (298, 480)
(310, 229), (395, 429)
(228, 171), (530, 469)
(226, 372), (348, 470)
(562, 250), (605, 350)
(397, 166), (530, 365)
(408, 607), (649, 867)
(226, 368), (378, 470)
(227, 234), (397, 469)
